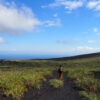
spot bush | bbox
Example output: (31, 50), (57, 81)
(49, 79), (64, 88)
(76, 76), (100, 92)
(80, 91), (100, 100)
(0, 67), (54, 99)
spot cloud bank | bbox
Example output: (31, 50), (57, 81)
(0, 2), (41, 35)
(42, 0), (83, 11)
(42, 0), (100, 12)
(87, 1), (100, 10)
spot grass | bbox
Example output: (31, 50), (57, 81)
(64, 67), (100, 100)
(76, 76), (100, 92)
(0, 67), (54, 99)
(79, 91), (100, 100)
(49, 79), (64, 88)
(1, 56), (100, 99)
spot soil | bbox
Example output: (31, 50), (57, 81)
(93, 71), (100, 79)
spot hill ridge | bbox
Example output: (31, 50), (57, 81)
(51, 52), (100, 61)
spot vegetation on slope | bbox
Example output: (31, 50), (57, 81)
(64, 67), (100, 100)
(0, 67), (54, 99)
(1, 53), (100, 99)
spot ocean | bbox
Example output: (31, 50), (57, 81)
(0, 54), (70, 59)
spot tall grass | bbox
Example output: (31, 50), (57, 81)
(0, 67), (54, 99)
(80, 91), (100, 100)
(1, 56), (100, 100)
(64, 67), (100, 100)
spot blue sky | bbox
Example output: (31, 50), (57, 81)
(0, 0), (100, 57)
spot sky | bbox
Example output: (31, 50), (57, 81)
(0, 0), (100, 57)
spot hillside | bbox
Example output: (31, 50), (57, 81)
(51, 52), (100, 61)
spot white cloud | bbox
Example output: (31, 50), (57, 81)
(44, 19), (61, 27)
(87, 1), (100, 11)
(39, 46), (100, 54)
(76, 46), (92, 51)
(42, 0), (83, 11)
(93, 28), (98, 32)
(61, 1), (83, 10)
(88, 40), (96, 43)
(75, 46), (100, 52)
(47, 0), (61, 8)
(56, 39), (77, 44)
(0, 37), (6, 43)
(42, 0), (100, 13)
(96, 4), (100, 10)
(87, 1), (100, 9)
(0, 2), (41, 35)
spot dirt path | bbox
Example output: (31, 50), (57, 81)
(21, 71), (83, 100)
(0, 71), (84, 100)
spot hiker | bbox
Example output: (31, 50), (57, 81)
(58, 65), (63, 79)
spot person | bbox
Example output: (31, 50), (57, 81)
(58, 65), (63, 79)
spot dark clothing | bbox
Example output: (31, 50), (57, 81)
(58, 68), (63, 79)
(58, 68), (62, 74)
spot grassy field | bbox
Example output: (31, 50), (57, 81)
(0, 67), (54, 99)
(0, 55), (100, 99)
(64, 67), (100, 100)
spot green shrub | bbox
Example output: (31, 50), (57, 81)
(80, 91), (100, 100)
(76, 76), (100, 92)
(67, 68), (90, 80)
(49, 79), (64, 88)
(64, 67), (100, 100)
(0, 67), (54, 99)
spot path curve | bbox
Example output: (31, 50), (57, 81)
(21, 71), (84, 100)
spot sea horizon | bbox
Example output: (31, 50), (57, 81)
(0, 53), (72, 60)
